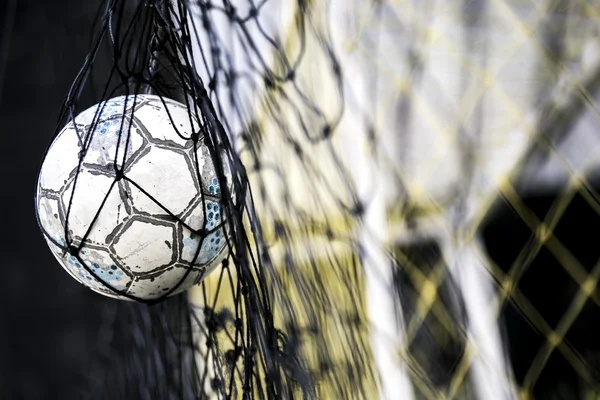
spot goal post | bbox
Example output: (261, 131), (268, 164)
(180, 0), (600, 398)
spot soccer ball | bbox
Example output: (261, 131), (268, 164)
(35, 95), (232, 301)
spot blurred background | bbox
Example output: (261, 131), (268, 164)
(0, 1), (120, 398)
(1, 0), (600, 399)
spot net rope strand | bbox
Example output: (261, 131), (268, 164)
(38, 0), (600, 399)
(41, 0), (325, 397)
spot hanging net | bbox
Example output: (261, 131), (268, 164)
(36, 0), (600, 399)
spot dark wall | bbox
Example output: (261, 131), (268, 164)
(0, 1), (110, 398)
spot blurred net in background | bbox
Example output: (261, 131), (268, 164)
(29, 0), (600, 399)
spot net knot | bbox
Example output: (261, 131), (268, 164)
(114, 169), (124, 181)
(68, 245), (79, 257)
(226, 5), (237, 20)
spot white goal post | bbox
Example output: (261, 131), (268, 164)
(182, 0), (600, 398)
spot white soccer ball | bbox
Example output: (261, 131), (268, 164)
(35, 95), (232, 301)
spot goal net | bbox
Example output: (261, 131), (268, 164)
(46, 0), (600, 399)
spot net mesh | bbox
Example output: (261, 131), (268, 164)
(39, 0), (600, 398)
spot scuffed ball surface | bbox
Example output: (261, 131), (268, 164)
(35, 95), (231, 300)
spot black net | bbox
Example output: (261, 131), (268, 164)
(34, 0), (600, 399)
(36, 0), (367, 398)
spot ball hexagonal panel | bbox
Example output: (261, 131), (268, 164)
(38, 125), (80, 193)
(125, 146), (199, 217)
(37, 195), (64, 244)
(127, 262), (203, 300)
(133, 96), (200, 149)
(110, 217), (177, 274)
(36, 94), (232, 300)
(181, 199), (228, 267)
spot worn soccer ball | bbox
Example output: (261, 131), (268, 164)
(35, 95), (231, 301)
